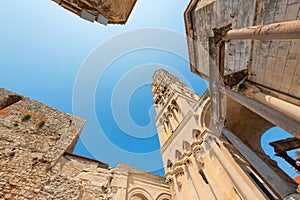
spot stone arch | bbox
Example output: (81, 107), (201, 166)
(225, 96), (298, 194)
(261, 126), (300, 178)
(155, 193), (171, 200)
(198, 97), (211, 131)
(175, 150), (182, 160)
(171, 99), (178, 107)
(128, 187), (153, 200)
(183, 140), (191, 151)
(225, 97), (273, 153)
(167, 160), (173, 168)
(192, 129), (201, 140)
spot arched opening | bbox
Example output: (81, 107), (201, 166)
(261, 126), (300, 180)
(183, 141), (191, 151)
(175, 150), (182, 160)
(192, 129), (201, 140)
(128, 188), (152, 200)
(156, 193), (171, 200)
(224, 96), (299, 197)
(167, 160), (173, 169)
(130, 194), (148, 200)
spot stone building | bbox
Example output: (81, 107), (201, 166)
(152, 69), (277, 200)
(0, 88), (170, 200)
(183, 0), (300, 199)
(51, 0), (137, 25)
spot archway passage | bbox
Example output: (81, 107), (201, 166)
(225, 96), (298, 197)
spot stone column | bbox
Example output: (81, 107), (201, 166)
(192, 146), (222, 199)
(182, 159), (203, 200)
(167, 113), (175, 131)
(157, 124), (167, 146)
(222, 127), (295, 198)
(226, 89), (300, 139)
(205, 136), (267, 199)
(253, 92), (300, 123)
(163, 120), (171, 136)
(175, 169), (193, 200)
(224, 20), (300, 40)
(166, 177), (178, 200)
(172, 107), (182, 123)
(172, 174), (184, 200)
(186, 156), (216, 200)
(197, 141), (239, 200)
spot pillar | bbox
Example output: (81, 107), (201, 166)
(166, 177), (178, 200)
(182, 161), (200, 200)
(222, 127), (295, 198)
(253, 92), (300, 123)
(172, 174), (184, 200)
(224, 20), (300, 40)
(163, 120), (171, 136)
(184, 158), (215, 200)
(175, 169), (193, 200)
(167, 113), (176, 131)
(226, 89), (300, 139)
(157, 124), (167, 146)
(205, 136), (267, 199)
(192, 146), (222, 199)
(172, 107), (182, 122)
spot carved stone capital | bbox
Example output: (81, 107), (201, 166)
(166, 177), (174, 186)
(174, 167), (184, 178)
(192, 146), (206, 167)
(212, 23), (232, 43)
(240, 82), (260, 99)
(182, 158), (192, 167)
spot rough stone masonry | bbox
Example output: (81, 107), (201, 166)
(0, 88), (170, 200)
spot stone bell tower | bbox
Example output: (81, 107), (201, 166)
(151, 69), (199, 147)
(152, 69), (274, 200)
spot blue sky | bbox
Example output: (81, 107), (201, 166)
(0, 1), (297, 177)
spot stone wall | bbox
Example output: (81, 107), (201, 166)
(52, 0), (137, 24)
(185, 0), (300, 105)
(0, 88), (170, 200)
(0, 88), (85, 199)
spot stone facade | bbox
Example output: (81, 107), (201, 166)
(185, 0), (300, 105)
(0, 88), (170, 200)
(152, 69), (273, 200)
(52, 0), (137, 24)
(184, 0), (300, 199)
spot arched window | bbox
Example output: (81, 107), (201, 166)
(130, 194), (148, 200)
(156, 193), (171, 200)
(175, 150), (182, 160)
(192, 129), (201, 139)
(183, 141), (191, 151)
(167, 160), (173, 168)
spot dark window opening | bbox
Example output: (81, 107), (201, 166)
(199, 170), (209, 184)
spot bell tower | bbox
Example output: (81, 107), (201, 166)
(152, 69), (271, 200)
(151, 69), (199, 147)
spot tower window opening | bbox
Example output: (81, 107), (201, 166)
(167, 160), (173, 169)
